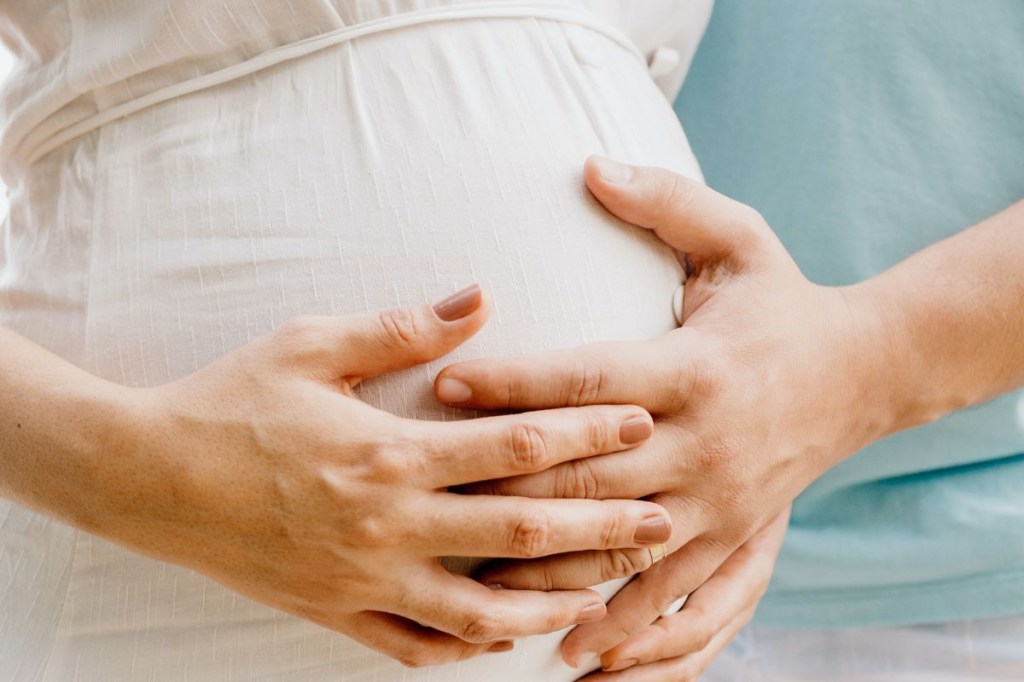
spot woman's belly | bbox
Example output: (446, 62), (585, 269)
(3, 13), (700, 682)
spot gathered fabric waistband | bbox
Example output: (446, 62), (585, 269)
(9, 1), (646, 181)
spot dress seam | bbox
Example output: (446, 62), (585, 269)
(16, 1), (646, 176)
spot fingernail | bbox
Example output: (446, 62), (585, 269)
(619, 415), (653, 444)
(576, 603), (607, 624)
(432, 283), (482, 321)
(570, 651), (598, 668)
(634, 515), (671, 543)
(437, 377), (472, 403)
(487, 640), (514, 653)
(605, 658), (639, 672)
(486, 582), (504, 590)
(591, 155), (633, 184)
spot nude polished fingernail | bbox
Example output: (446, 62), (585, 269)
(576, 603), (607, 624)
(437, 377), (472, 403)
(634, 515), (671, 543)
(619, 415), (653, 444)
(432, 283), (482, 321)
(605, 658), (639, 672)
(487, 640), (515, 653)
(591, 155), (633, 184)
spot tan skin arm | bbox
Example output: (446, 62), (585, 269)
(0, 285), (677, 668)
(435, 157), (1024, 677)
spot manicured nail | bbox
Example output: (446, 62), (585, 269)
(591, 155), (633, 184)
(605, 658), (639, 672)
(432, 283), (482, 321)
(576, 603), (607, 624)
(619, 415), (653, 444)
(437, 377), (472, 403)
(570, 651), (598, 669)
(634, 515), (671, 543)
(487, 640), (514, 653)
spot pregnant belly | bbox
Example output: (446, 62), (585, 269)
(27, 17), (699, 682)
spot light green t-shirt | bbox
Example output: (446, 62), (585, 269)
(675, 0), (1024, 628)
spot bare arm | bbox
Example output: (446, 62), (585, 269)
(0, 285), (674, 667)
(434, 157), (1024, 672)
(0, 327), (128, 529)
(863, 198), (1024, 432)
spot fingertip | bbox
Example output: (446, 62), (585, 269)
(618, 411), (654, 445)
(431, 283), (488, 323)
(436, 376), (473, 404)
(584, 155), (634, 189)
(486, 640), (515, 654)
(634, 512), (672, 545)
(563, 642), (600, 669)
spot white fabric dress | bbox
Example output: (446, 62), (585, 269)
(0, 1), (711, 680)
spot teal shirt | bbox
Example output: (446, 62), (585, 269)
(675, 0), (1024, 628)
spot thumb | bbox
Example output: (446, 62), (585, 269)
(584, 155), (773, 267)
(277, 284), (490, 381)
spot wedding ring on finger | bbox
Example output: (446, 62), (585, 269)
(648, 543), (669, 565)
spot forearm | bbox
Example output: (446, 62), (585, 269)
(0, 327), (129, 528)
(852, 199), (1024, 434)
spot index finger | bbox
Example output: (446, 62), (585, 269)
(415, 404), (654, 488)
(435, 335), (695, 414)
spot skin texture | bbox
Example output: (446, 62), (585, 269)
(0, 285), (676, 668)
(435, 157), (1024, 678)
(583, 508), (789, 680)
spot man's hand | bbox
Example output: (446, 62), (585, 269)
(577, 508), (789, 680)
(435, 158), (894, 665)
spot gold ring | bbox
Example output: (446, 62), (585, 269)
(648, 543), (669, 565)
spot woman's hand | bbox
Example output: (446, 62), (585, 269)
(577, 507), (789, 680)
(0, 284), (673, 668)
(434, 159), (896, 664)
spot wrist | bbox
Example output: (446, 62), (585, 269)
(60, 381), (154, 533)
(839, 274), (956, 440)
(1, 368), (148, 533)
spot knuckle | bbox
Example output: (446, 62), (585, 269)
(365, 438), (415, 483)
(566, 359), (605, 406)
(348, 512), (390, 548)
(376, 307), (424, 355)
(507, 422), (551, 472)
(507, 509), (553, 558)
(536, 565), (557, 593)
(459, 609), (503, 643)
(347, 506), (410, 551)
(555, 460), (601, 499)
(641, 583), (681, 619)
(602, 549), (649, 581)
(683, 347), (725, 403)
(598, 511), (625, 550)
(685, 606), (717, 651)
(660, 173), (697, 218)
(691, 432), (742, 476)
(581, 411), (612, 453)
(500, 365), (529, 407)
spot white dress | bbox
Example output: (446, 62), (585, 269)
(0, 1), (711, 680)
